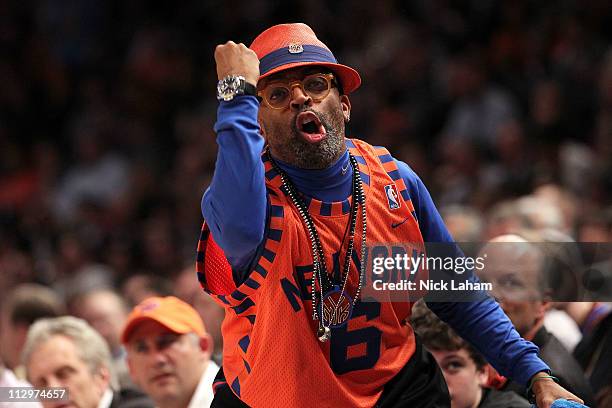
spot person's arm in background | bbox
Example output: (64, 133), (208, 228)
(395, 159), (584, 407)
(201, 42), (267, 272)
(395, 158), (547, 383)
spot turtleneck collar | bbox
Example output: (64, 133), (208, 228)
(275, 149), (352, 202)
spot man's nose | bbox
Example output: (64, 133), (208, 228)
(45, 376), (64, 388)
(149, 348), (170, 366)
(289, 84), (312, 111)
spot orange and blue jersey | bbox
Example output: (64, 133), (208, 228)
(198, 96), (550, 406)
(199, 139), (425, 407)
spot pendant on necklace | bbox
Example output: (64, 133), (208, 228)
(317, 325), (331, 342)
(318, 286), (354, 329)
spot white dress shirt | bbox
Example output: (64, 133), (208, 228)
(186, 361), (220, 408)
(97, 388), (113, 408)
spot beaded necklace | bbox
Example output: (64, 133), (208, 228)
(267, 148), (367, 342)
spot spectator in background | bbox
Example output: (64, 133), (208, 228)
(514, 195), (565, 233)
(478, 233), (595, 406)
(52, 111), (131, 224)
(0, 239), (35, 303)
(121, 296), (218, 408)
(483, 200), (529, 240)
(434, 136), (483, 206)
(174, 266), (224, 365)
(56, 262), (116, 303)
(439, 205), (484, 243)
(22, 316), (153, 408)
(573, 209), (612, 304)
(528, 79), (567, 151)
(439, 205), (484, 259)
(566, 302), (612, 400)
(480, 120), (535, 202)
(483, 195), (569, 240)
(140, 215), (182, 277)
(575, 209), (612, 244)
(532, 184), (579, 235)
(535, 230), (584, 353)
(0, 364), (42, 408)
(593, 47), (612, 205)
(439, 47), (519, 152)
(71, 288), (133, 388)
(0, 284), (65, 379)
(121, 274), (173, 307)
(411, 300), (530, 408)
(542, 305), (582, 353)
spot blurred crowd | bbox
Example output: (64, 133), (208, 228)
(0, 0), (611, 407)
(1, 0), (611, 295)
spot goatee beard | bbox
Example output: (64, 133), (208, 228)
(287, 109), (346, 169)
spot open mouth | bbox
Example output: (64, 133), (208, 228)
(296, 111), (326, 143)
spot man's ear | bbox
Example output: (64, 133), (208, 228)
(536, 286), (552, 319)
(538, 299), (551, 317)
(199, 334), (213, 359)
(94, 365), (111, 392)
(126, 354), (133, 375)
(340, 95), (351, 123)
(476, 365), (489, 387)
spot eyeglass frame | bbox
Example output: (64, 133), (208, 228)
(257, 72), (338, 110)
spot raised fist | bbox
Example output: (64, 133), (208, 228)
(215, 41), (260, 86)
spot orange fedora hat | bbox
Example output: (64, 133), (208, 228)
(121, 296), (206, 343)
(250, 23), (361, 94)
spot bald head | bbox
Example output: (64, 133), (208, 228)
(73, 289), (128, 352)
(478, 234), (551, 336)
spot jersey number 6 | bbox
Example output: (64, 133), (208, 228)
(330, 299), (382, 374)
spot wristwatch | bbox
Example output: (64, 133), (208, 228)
(216, 75), (257, 101)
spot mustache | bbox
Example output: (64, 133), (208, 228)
(149, 367), (175, 382)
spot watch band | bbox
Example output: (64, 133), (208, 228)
(242, 80), (257, 97)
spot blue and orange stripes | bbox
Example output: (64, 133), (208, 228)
(196, 165), (285, 318)
(262, 139), (371, 217)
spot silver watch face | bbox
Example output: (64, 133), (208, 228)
(217, 76), (244, 101)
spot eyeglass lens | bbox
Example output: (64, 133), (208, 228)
(262, 74), (332, 108)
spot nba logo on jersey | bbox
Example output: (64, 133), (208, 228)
(384, 184), (401, 210)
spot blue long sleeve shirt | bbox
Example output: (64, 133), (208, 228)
(202, 96), (550, 386)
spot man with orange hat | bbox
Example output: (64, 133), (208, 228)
(197, 23), (584, 407)
(121, 296), (219, 408)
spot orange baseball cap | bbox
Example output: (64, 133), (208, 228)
(121, 296), (207, 343)
(250, 23), (361, 94)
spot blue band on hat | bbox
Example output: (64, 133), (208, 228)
(259, 45), (337, 76)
